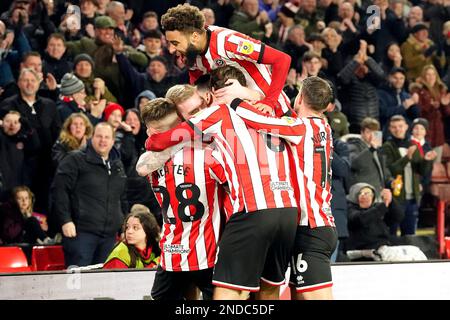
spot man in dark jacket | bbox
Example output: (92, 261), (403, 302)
(42, 33), (73, 83)
(52, 122), (128, 267)
(346, 117), (392, 198)
(337, 40), (385, 133)
(377, 67), (420, 133)
(1, 68), (61, 213)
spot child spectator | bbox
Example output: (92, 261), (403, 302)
(103, 204), (160, 269)
(12, 185), (54, 244)
(410, 118), (437, 190)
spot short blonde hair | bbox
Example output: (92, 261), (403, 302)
(165, 84), (196, 105)
(141, 97), (177, 124)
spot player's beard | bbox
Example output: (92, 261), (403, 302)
(185, 43), (201, 68)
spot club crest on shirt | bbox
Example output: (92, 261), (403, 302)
(237, 40), (254, 55)
(214, 58), (225, 67)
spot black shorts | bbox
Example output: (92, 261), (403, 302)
(289, 226), (337, 293)
(151, 266), (214, 300)
(212, 208), (297, 292)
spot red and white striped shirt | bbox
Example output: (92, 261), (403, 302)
(189, 25), (293, 117)
(147, 104), (298, 215)
(232, 100), (335, 228)
(151, 145), (227, 272)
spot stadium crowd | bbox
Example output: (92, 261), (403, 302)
(0, 0), (449, 300)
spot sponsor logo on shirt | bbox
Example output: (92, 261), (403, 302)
(237, 40), (254, 55)
(164, 244), (191, 254)
(270, 181), (293, 191)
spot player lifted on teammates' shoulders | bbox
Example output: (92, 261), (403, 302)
(160, 3), (294, 117)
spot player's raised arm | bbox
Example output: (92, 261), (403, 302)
(257, 45), (291, 111)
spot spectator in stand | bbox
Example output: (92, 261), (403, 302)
(42, 33), (73, 83)
(73, 53), (117, 104)
(295, 0), (324, 36)
(380, 42), (404, 76)
(0, 110), (39, 202)
(103, 204), (160, 269)
(423, 0), (450, 45)
(259, 0), (281, 22)
(123, 108), (160, 219)
(307, 33), (327, 59)
(410, 118), (435, 191)
(401, 23), (444, 81)
(0, 185), (52, 245)
(229, 0), (273, 41)
(324, 81), (349, 140)
(201, 7), (215, 26)
(283, 25), (312, 72)
(345, 183), (404, 257)
(441, 21), (450, 88)
(330, 138), (351, 262)
(0, 19), (31, 102)
(114, 36), (177, 98)
(138, 29), (164, 60)
(321, 27), (357, 85)
(51, 112), (94, 170)
(337, 40), (385, 133)
(377, 67), (420, 133)
(97, 0), (111, 15)
(13, 0), (57, 53)
(361, 0), (407, 63)
(12, 185), (53, 244)
(133, 11), (160, 43)
(65, 15), (148, 107)
(57, 73), (106, 125)
(1, 68), (61, 214)
(52, 122), (128, 267)
(337, 2), (359, 45)
(345, 117), (392, 200)
(406, 6), (424, 35)
(382, 115), (435, 235)
(106, 1), (132, 44)
(103, 102), (136, 177)
(80, 0), (100, 36)
(273, 2), (299, 47)
(410, 64), (450, 163)
(318, 0), (340, 25)
(134, 90), (157, 112)
(1, 51), (60, 102)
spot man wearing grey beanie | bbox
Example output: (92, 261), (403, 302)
(57, 73), (105, 125)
